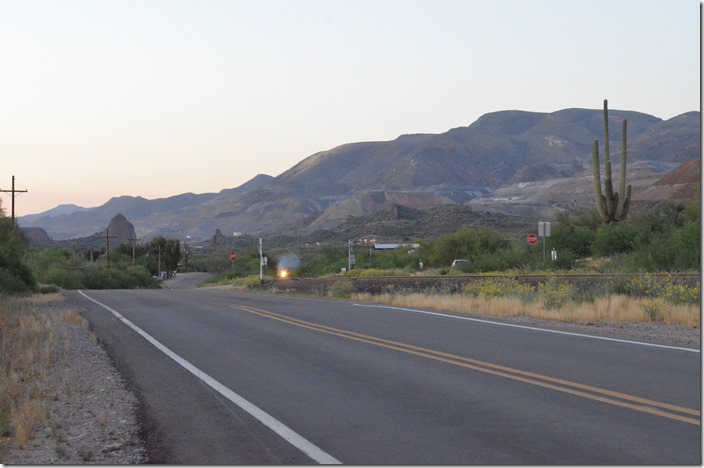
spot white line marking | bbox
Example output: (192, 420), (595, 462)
(353, 303), (700, 354)
(78, 290), (341, 464)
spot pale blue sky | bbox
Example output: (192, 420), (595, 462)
(0, 0), (699, 216)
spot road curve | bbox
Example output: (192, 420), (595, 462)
(72, 289), (701, 464)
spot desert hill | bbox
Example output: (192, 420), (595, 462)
(19, 105), (700, 243)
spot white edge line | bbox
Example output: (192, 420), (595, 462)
(353, 303), (700, 354)
(77, 290), (341, 465)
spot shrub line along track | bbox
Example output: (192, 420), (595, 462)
(268, 273), (699, 295)
(278, 273), (700, 283)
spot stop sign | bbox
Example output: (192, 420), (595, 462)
(229, 251), (237, 261)
(527, 234), (538, 245)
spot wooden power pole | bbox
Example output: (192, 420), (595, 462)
(128, 237), (140, 266)
(100, 228), (118, 268)
(0, 176), (28, 227)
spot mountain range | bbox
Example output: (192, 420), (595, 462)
(19, 105), (700, 244)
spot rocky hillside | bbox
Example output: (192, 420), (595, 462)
(49, 214), (138, 252)
(19, 105), (700, 242)
(243, 204), (537, 250)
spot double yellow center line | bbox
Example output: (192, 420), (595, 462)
(230, 304), (700, 426)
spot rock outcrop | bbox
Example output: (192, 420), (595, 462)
(97, 214), (137, 250)
(21, 227), (54, 248)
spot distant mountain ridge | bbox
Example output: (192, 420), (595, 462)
(19, 204), (90, 225)
(19, 106), (700, 242)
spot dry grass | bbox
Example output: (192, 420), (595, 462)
(0, 293), (68, 454)
(352, 292), (700, 326)
(62, 309), (88, 329)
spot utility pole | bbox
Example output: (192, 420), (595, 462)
(347, 240), (355, 271)
(259, 238), (263, 281)
(128, 237), (140, 267)
(100, 228), (118, 269)
(0, 176), (28, 227)
(183, 236), (190, 273)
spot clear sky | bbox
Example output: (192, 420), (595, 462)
(0, 0), (699, 216)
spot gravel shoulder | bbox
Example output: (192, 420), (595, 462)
(1, 289), (698, 464)
(490, 314), (700, 349)
(1, 295), (145, 465)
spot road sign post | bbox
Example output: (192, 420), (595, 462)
(230, 251), (236, 277)
(538, 222), (551, 267)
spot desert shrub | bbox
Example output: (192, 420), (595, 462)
(329, 279), (354, 298)
(295, 245), (347, 277)
(638, 298), (664, 321)
(421, 228), (480, 267)
(671, 221), (700, 270)
(38, 284), (60, 294)
(462, 278), (535, 302)
(43, 267), (82, 290)
(552, 223), (596, 257)
(537, 279), (574, 309)
(604, 274), (700, 306)
(0, 214), (36, 294)
(347, 268), (404, 277)
(231, 276), (262, 288)
(593, 224), (639, 256)
(625, 237), (673, 272)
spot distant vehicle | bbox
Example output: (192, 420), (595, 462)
(451, 259), (469, 267)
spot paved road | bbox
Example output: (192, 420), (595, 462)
(72, 288), (701, 464)
(161, 272), (215, 289)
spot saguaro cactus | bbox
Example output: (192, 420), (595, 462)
(592, 99), (631, 223)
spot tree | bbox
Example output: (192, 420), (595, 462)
(0, 201), (36, 293)
(146, 237), (181, 276)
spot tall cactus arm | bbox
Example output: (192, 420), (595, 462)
(615, 119), (630, 220)
(619, 185), (632, 220)
(592, 140), (610, 222)
(603, 100), (611, 158)
(602, 99), (615, 218)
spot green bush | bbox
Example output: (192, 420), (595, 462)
(44, 267), (82, 290)
(462, 278), (535, 301)
(537, 279), (574, 309)
(593, 224), (638, 256)
(0, 214), (36, 293)
(329, 279), (354, 298)
(672, 221), (700, 270)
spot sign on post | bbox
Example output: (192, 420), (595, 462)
(538, 222), (551, 237)
(538, 222), (551, 267)
(229, 251), (237, 277)
(527, 233), (538, 245)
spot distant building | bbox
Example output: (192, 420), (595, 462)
(374, 243), (420, 250)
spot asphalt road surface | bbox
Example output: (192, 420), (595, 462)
(72, 288), (701, 464)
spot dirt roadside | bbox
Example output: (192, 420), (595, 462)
(1, 295), (145, 464)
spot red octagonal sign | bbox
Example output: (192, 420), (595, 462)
(229, 251), (237, 261)
(527, 234), (538, 245)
